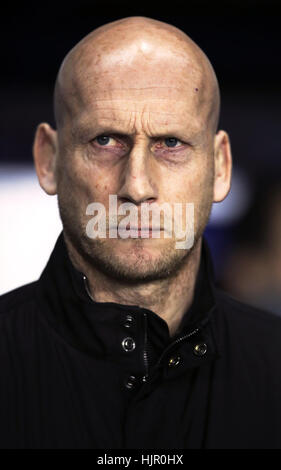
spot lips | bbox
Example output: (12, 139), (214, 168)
(109, 225), (163, 231)
(127, 227), (162, 231)
(116, 226), (164, 237)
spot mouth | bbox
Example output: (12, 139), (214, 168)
(110, 226), (164, 238)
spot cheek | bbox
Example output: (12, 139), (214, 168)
(56, 160), (89, 216)
(58, 155), (109, 202)
(171, 167), (213, 204)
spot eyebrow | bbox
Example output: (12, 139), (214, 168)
(72, 127), (202, 146)
(71, 117), (203, 143)
(71, 122), (134, 141)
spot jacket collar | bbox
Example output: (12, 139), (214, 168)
(36, 231), (219, 375)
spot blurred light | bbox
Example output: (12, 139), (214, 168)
(0, 165), (62, 295)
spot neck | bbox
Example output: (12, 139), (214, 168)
(64, 235), (202, 338)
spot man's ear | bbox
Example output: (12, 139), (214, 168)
(33, 123), (58, 195)
(213, 130), (232, 202)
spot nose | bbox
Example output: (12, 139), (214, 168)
(117, 141), (158, 205)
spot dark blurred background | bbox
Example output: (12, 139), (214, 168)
(1, 0), (281, 313)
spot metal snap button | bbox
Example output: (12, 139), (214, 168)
(194, 342), (207, 356)
(122, 337), (136, 352)
(168, 356), (181, 367)
(124, 314), (133, 328)
(125, 375), (137, 390)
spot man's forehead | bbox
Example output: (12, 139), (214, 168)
(68, 58), (206, 119)
(71, 99), (205, 142)
(66, 79), (206, 142)
(76, 83), (202, 105)
(74, 44), (202, 91)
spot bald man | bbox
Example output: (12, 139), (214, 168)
(1, 17), (281, 450)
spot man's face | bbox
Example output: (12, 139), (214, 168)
(55, 43), (216, 282)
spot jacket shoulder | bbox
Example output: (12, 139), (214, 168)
(0, 281), (38, 316)
(213, 287), (281, 349)
(214, 287), (281, 323)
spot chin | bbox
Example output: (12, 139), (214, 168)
(82, 238), (190, 283)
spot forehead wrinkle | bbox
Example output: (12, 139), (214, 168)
(76, 98), (203, 130)
(76, 82), (199, 100)
(71, 110), (202, 141)
(82, 108), (180, 117)
(91, 86), (185, 91)
(60, 76), (212, 133)
(74, 106), (201, 126)
(73, 115), (184, 132)
(73, 82), (203, 117)
(86, 99), (191, 104)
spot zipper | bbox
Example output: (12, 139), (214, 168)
(142, 312), (149, 382)
(141, 318), (209, 384)
(83, 273), (213, 381)
(154, 314), (211, 370)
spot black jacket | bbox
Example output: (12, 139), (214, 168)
(0, 232), (281, 449)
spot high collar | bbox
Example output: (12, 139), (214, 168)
(36, 231), (218, 375)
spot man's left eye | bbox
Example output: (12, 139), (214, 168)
(164, 138), (181, 148)
(96, 135), (112, 146)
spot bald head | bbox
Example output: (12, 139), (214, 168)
(54, 16), (220, 135)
